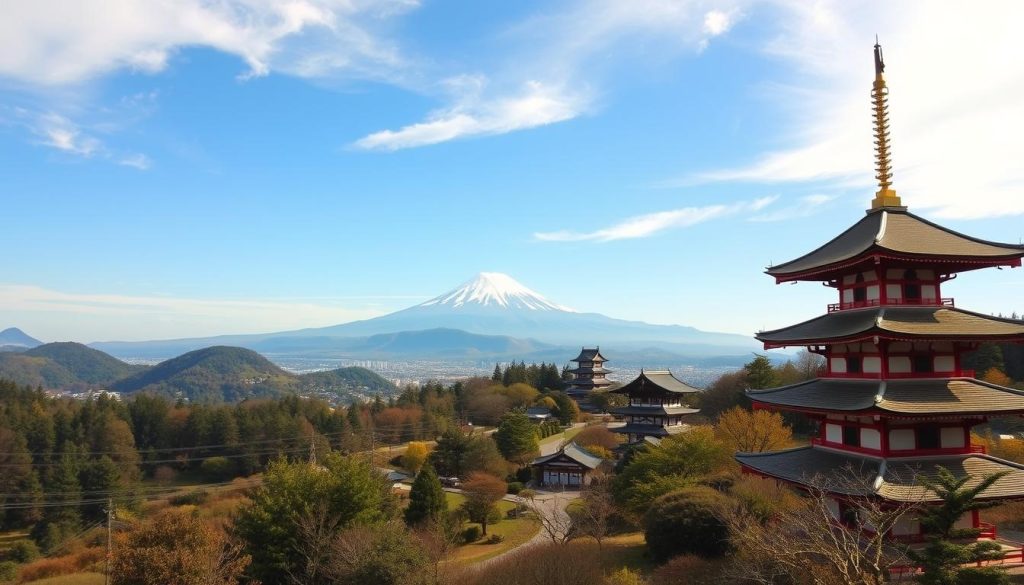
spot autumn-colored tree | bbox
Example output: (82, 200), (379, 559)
(572, 425), (622, 451)
(715, 407), (793, 454)
(460, 472), (507, 535)
(982, 367), (1014, 387)
(111, 509), (249, 585)
(402, 442), (429, 474)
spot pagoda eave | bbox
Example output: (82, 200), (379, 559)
(771, 254), (1021, 284)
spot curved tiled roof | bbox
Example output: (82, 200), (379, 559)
(531, 442), (604, 469)
(757, 307), (1024, 346)
(736, 446), (1024, 502)
(766, 209), (1024, 280)
(609, 405), (700, 416)
(748, 377), (1024, 415)
(572, 348), (608, 362)
(609, 370), (701, 396)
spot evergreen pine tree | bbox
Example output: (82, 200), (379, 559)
(32, 449), (82, 551)
(906, 467), (1010, 585)
(404, 464), (448, 526)
(492, 364), (502, 382)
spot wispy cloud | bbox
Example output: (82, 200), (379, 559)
(355, 0), (744, 150)
(685, 0), (1024, 220)
(354, 81), (585, 150)
(0, 284), (391, 342)
(534, 196), (777, 242)
(37, 114), (100, 156)
(117, 153), (152, 170)
(0, 1), (416, 85)
(748, 194), (836, 222)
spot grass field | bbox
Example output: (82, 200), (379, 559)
(539, 424), (584, 448)
(23, 573), (105, 585)
(444, 492), (540, 564)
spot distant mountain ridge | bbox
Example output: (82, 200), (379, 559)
(89, 273), (759, 360)
(0, 343), (396, 403)
(0, 328), (43, 352)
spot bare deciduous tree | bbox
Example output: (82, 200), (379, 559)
(722, 471), (920, 585)
(522, 491), (575, 545)
(568, 476), (616, 550)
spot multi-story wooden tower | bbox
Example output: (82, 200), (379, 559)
(566, 347), (613, 407)
(609, 370), (700, 445)
(736, 41), (1024, 541)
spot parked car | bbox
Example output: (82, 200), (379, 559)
(440, 476), (461, 488)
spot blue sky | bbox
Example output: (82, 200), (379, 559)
(1, 0), (1023, 342)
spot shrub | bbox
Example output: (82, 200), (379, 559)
(169, 489), (209, 506)
(486, 507), (503, 526)
(7, 539), (40, 563)
(957, 567), (1010, 585)
(515, 467), (533, 483)
(507, 481), (524, 495)
(462, 526), (482, 543)
(644, 487), (730, 561)
(484, 534), (504, 544)
(605, 567), (647, 585)
(16, 556), (78, 582)
(0, 561), (16, 582)
(649, 554), (728, 585)
(199, 456), (237, 481)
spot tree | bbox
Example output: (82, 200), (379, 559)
(714, 407), (792, 453)
(907, 467), (1010, 585)
(460, 472), (506, 535)
(462, 435), (509, 478)
(644, 487), (730, 561)
(111, 509), (249, 585)
(429, 429), (470, 478)
(80, 455), (122, 523)
(405, 465), (447, 526)
(696, 370), (749, 420)
(982, 367), (1014, 387)
(745, 354), (779, 390)
(402, 442), (429, 474)
(612, 426), (730, 515)
(233, 454), (397, 584)
(572, 425), (622, 452)
(492, 364), (502, 382)
(328, 521), (431, 585)
(32, 449), (81, 551)
(723, 473), (918, 585)
(494, 411), (540, 466)
(569, 477), (617, 549)
(550, 391), (579, 424)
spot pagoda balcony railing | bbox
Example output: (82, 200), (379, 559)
(811, 437), (987, 456)
(822, 370), (976, 380)
(827, 297), (954, 313)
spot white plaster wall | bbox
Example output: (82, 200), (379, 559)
(825, 424), (843, 443)
(842, 288), (854, 303)
(954, 513), (974, 530)
(886, 284), (902, 300)
(922, 285), (937, 300)
(864, 357), (882, 373)
(893, 516), (921, 536)
(861, 428), (881, 450)
(890, 429), (915, 450)
(889, 357), (912, 373)
(934, 356), (955, 372)
(831, 358), (847, 373)
(941, 427), (965, 448)
(867, 285), (880, 301)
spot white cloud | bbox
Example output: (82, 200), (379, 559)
(534, 196), (777, 242)
(0, 0), (415, 85)
(356, 0), (744, 150)
(354, 81), (585, 150)
(38, 114), (100, 156)
(118, 153), (152, 170)
(748, 194), (835, 222)
(691, 0), (1024, 219)
(0, 284), (390, 342)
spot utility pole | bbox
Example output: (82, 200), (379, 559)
(104, 497), (112, 585)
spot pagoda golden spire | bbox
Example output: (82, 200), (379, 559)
(870, 38), (902, 210)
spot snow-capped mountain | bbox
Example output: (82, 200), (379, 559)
(419, 272), (575, 312)
(91, 272), (760, 359)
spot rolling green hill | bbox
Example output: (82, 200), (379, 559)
(111, 346), (298, 402)
(0, 342), (144, 389)
(298, 366), (396, 395)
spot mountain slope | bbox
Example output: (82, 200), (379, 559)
(89, 272), (759, 359)
(111, 346), (298, 402)
(0, 342), (144, 389)
(0, 328), (43, 352)
(298, 367), (395, 395)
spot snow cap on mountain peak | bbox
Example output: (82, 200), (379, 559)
(419, 272), (576, 312)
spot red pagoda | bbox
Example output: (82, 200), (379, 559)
(736, 41), (1024, 541)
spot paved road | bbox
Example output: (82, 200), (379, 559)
(471, 487), (578, 569)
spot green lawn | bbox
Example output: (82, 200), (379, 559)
(539, 425), (584, 448)
(444, 492), (539, 564)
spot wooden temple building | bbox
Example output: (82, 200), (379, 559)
(609, 370), (700, 444)
(531, 442), (604, 488)
(566, 347), (613, 409)
(736, 41), (1024, 542)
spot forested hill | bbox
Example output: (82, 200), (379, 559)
(298, 367), (395, 395)
(0, 342), (145, 389)
(111, 346), (299, 402)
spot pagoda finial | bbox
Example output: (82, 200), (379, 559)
(870, 37), (902, 210)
